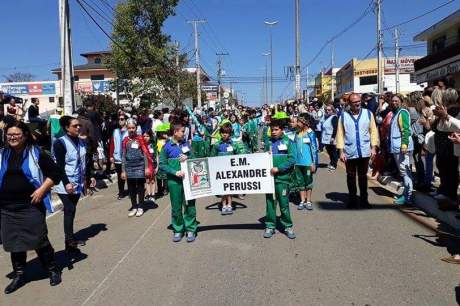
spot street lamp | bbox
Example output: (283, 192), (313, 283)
(262, 52), (270, 105)
(264, 20), (278, 104)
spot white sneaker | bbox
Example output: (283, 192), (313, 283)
(128, 209), (137, 217)
(135, 208), (144, 217)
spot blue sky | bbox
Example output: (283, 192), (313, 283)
(0, 0), (458, 106)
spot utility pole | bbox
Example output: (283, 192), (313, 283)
(394, 28), (400, 94)
(264, 20), (278, 104)
(262, 52), (270, 105)
(175, 41), (181, 103)
(216, 52), (229, 108)
(376, 0), (384, 95)
(59, 0), (75, 115)
(305, 66), (309, 103)
(294, 0), (301, 99)
(188, 19), (206, 109)
(330, 43), (335, 101)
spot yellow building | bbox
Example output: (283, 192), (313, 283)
(414, 9), (460, 88)
(314, 68), (338, 99)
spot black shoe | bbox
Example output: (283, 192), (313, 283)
(74, 240), (86, 247)
(346, 196), (359, 209)
(5, 273), (26, 294)
(360, 200), (372, 209)
(65, 241), (81, 254)
(49, 269), (62, 286)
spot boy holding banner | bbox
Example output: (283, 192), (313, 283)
(263, 114), (296, 239)
(210, 122), (247, 215)
(159, 122), (198, 243)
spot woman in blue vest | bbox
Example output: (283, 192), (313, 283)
(109, 115), (129, 200)
(389, 94), (414, 205)
(54, 116), (94, 254)
(0, 121), (62, 294)
(321, 105), (339, 171)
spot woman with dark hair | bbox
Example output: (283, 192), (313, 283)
(53, 116), (95, 254)
(0, 121), (62, 293)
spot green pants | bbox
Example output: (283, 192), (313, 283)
(265, 182), (293, 229)
(168, 179), (197, 233)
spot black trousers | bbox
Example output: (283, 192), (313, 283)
(115, 163), (126, 196)
(325, 144), (338, 168)
(58, 193), (81, 242)
(127, 178), (145, 209)
(436, 153), (459, 200)
(345, 157), (370, 201)
(11, 243), (57, 274)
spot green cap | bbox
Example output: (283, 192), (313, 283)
(219, 119), (231, 126)
(272, 112), (289, 120)
(155, 122), (170, 132)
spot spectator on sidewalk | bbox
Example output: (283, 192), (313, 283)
(389, 94), (414, 205)
(321, 105), (339, 171)
(336, 93), (379, 208)
(109, 115), (129, 200)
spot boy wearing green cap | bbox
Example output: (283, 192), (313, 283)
(263, 118), (296, 239)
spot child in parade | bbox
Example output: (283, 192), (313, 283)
(263, 117), (296, 239)
(285, 117), (298, 142)
(210, 123), (247, 215)
(155, 123), (169, 197)
(143, 130), (158, 201)
(121, 119), (154, 217)
(294, 113), (317, 210)
(159, 121), (198, 243)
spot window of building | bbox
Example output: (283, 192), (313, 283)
(432, 35), (446, 53)
(49, 97), (55, 103)
(94, 57), (102, 64)
(90, 74), (104, 80)
(359, 75), (377, 86)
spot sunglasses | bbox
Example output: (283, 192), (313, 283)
(71, 124), (82, 128)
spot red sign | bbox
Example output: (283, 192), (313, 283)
(75, 82), (93, 93)
(28, 83), (43, 95)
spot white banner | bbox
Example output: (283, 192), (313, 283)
(181, 153), (275, 200)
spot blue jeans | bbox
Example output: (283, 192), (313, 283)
(394, 152), (413, 200)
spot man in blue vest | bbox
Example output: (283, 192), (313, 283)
(336, 93), (379, 208)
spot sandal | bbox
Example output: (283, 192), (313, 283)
(441, 255), (460, 264)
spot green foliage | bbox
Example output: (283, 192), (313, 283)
(109, 0), (198, 109)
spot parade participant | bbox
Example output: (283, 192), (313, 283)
(54, 116), (95, 253)
(261, 115), (271, 149)
(230, 113), (242, 142)
(109, 115), (129, 200)
(210, 123), (247, 215)
(321, 105), (339, 171)
(186, 106), (209, 158)
(143, 129), (157, 201)
(294, 113), (317, 210)
(0, 121), (62, 293)
(47, 107), (64, 156)
(155, 123), (170, 197)
(159, 121), (198, 243)
(286, 117), (298, 141)
(121, 119), (154, 217)
(389, 94), (414, 205)
(336, 93), (379, 208)
(27, 98), (45, 126)
(263, 118), (296, 239)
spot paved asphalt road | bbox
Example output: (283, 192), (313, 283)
(1, 157), (459, 306)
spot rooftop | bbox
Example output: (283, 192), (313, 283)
(414, 9), (460, 41)
(80, 50), (112, 58)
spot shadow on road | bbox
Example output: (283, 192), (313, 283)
(369, 186), (395, 197)
(142, 200), (159, 213)
(455, 285), (460, 305)
(205, 201), (248, 211)
(75, 223), (108, 243)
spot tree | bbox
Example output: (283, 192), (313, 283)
(109, 0), (199, 109)
(3, 72), (35, 82)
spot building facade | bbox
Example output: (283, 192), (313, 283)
(336, 56), (424, 96)
(414, 9), (460, 88)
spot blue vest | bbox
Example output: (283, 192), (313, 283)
(321, 115), (337, 145)
(0, 146), (53, 213)
(113, 128), (128, 163)
(163, 139), (192, 159)
(340, 109), (372, 159)
(216, 140), (234, 156)
(54, 135), (87, 194)
(389, 108), (414, 154)
(308, 131), (319, 166)
(295, 132), (313, 166)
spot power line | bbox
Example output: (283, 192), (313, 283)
(97, 0), (115, 12)
(382, 0), (457, 31)
(79, 0), (114, 27)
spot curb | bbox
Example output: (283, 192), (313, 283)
(370, 173), (460, 235)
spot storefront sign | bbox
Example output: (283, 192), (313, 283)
(0, 82), (56, 95)
(182, 153), (275, 200)
(92, 81), (110, 93)
(416, 59), (460, 83)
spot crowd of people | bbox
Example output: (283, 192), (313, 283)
(0, 78), (459, 294)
